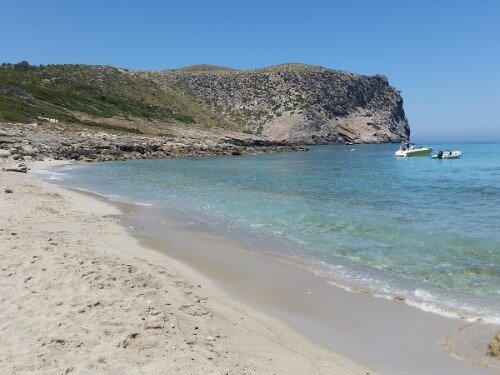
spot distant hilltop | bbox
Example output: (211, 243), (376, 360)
(0, 61), (409, 144)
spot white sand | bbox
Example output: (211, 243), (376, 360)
(0, 162), (374, 374)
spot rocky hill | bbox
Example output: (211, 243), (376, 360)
(0, 62), (410, 144)
(152, 63), (410, 144)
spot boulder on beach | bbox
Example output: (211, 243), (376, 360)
(21, 144), (37, 155)
(0, 149), (11, 158)
(487, 332), (500, 358)
(12, 154), (24, 161)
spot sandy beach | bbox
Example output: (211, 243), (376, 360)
(2, 2), (499, 373)
(0, 162), (374, 374)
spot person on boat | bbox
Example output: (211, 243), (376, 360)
(438, 151), (443, 159)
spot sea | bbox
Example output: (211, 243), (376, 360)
(38, 141), (500, 324)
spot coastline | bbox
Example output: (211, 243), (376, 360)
(123, 200), (500, 375)
(0, 161), (373, 374)
(1, 160), (498, 374)
(38, 144), (500, 327)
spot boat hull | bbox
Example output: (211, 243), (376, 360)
(394, 147), (433, 157)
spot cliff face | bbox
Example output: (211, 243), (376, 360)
(154, 64), (410, 144)
(0, 63), (410, 144)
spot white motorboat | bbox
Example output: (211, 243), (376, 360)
(394, 143), (433, 157)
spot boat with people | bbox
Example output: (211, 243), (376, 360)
(394, 141), (433, 157)
(431, 150), (461, 159)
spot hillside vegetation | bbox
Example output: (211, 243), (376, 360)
(0, 62), (233, 133)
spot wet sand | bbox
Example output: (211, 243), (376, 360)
(124, 204), (500, 375)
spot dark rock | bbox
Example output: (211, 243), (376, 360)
(11, 154), (23, 160)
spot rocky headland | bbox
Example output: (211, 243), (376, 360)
(0, 62), (410, 161)
(151, 64), (410, 144)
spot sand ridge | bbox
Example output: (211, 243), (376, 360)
(0, 163), (373, 374)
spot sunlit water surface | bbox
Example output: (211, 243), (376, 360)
(39, 142), (500, 323)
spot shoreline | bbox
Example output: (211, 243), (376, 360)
(41, 161), (500, 373)
(0, 161), (374, 374)
(122, 201), (499, 375)
(2, 160), (499, 374)
(38, 154), (500, 327)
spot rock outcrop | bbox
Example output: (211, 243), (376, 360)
(152, 64), (410, 144)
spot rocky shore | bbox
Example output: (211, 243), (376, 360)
(0, 122), (307, 163)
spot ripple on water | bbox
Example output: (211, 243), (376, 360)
(40, 142), (500, 324)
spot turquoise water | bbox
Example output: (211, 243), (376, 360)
(42, 142), (500, 323)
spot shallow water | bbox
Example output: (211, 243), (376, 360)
(40, 142), (500, 323)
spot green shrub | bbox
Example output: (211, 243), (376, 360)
(1, 110), (25, 122)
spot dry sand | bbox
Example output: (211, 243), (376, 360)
(0, 162), (374, 375)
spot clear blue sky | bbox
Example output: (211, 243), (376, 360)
(1, 0), (499, 140)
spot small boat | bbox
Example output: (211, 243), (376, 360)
(394, 143), (433, 157)
(431, 150), (461, 159)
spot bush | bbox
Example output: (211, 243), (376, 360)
(1, 109), (26, 123)
(13, 61), (32, 72)
(175, 113), (195, 124)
